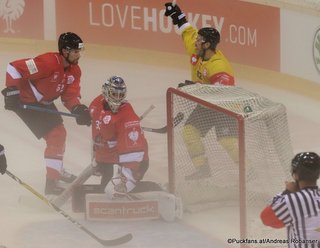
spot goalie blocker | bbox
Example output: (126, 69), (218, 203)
(72, 182), (183, 222)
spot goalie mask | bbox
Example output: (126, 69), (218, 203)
(291, 152), (320, 181)
(102, 76), (127, 113)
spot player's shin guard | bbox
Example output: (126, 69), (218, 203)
(45, 177), (64, 195)
(217, 136), (239, 163)
(182, 124), (211, 180)
(43, 124), (75, 184)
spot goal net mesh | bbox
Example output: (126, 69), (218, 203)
(167, 84), (293, 245)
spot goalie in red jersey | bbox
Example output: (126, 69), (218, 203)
(89, 76), (150, 194)
(86, 76), (183, 222)
(1, 32), (91, 195)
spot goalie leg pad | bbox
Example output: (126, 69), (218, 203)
(85, 191), (183, 222)
(86, 194), (160, 221)
(130, 191), (183, 222)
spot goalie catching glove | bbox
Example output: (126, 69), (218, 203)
(164, 2), (188, 28)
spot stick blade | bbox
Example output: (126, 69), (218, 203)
(99, 233), (133, 246)
(142, 126), (167, 134)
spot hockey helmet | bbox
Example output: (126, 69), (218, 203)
(58, 32), (84, 53)
(102, 76), (127, 113)
(198, 27), (220, 50)
(291, 152), (320, 180)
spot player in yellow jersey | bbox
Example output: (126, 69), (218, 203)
(165, 2), (238, 180)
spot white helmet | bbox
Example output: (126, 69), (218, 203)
(102, 76), (127, 113)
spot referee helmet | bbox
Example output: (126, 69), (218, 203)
(291, 152), (320, 181)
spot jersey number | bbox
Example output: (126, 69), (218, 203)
(56, 83), (65, 93)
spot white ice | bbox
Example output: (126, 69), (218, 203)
(0, 42), (320, 248)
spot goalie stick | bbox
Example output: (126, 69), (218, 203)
(52, 164), (93, 207)
(21, 104), (156, 120)
(5, 170), (132, 246)
(142, 112), (184, 134)
(52, 104), (156, 207)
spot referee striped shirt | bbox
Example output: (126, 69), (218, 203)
(271, 186), (320, 248)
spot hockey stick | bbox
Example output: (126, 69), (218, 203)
(5, 170), (132, 246)
(52, 165), (93, 207)
(52, 104), (156, 207)
(21, 104), (156, 119)
(21, 104), (79, 118)
(139, 104), (155, 120)
(142, 112), (184, 134)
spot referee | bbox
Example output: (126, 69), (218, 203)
(260, 152), (320, 248)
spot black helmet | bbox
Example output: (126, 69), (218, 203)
(198, 27), (220, 50)
(291, 152), (320, 181)
(58, 32), (84, 53)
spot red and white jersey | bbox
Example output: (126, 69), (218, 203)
(89, 95), (149, 169)
(5, 52), (81, 110)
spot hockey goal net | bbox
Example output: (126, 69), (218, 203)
(166, 84), (293, 247)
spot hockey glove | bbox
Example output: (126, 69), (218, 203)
(177, 80), (195, 88)
(71, 104), (91, 126)
(164, 2), (187, 28)
(1, 86), (20, 111)
(0, 144), (7, 175)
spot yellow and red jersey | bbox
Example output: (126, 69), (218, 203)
(6, 52), (81, 110)
(182, 25), (235, 85)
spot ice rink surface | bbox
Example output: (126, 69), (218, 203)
(0, 41), (320, 248)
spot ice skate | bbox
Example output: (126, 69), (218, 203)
(45, 178), (65, 195)
(59, 169), (76, 183)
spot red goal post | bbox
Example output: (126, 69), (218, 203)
(166, 84), (293, 245)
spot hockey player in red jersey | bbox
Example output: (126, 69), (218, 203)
(87, 78), (183, 221)
(89, 76), (149, 193)
(1, 32), (91, 195)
